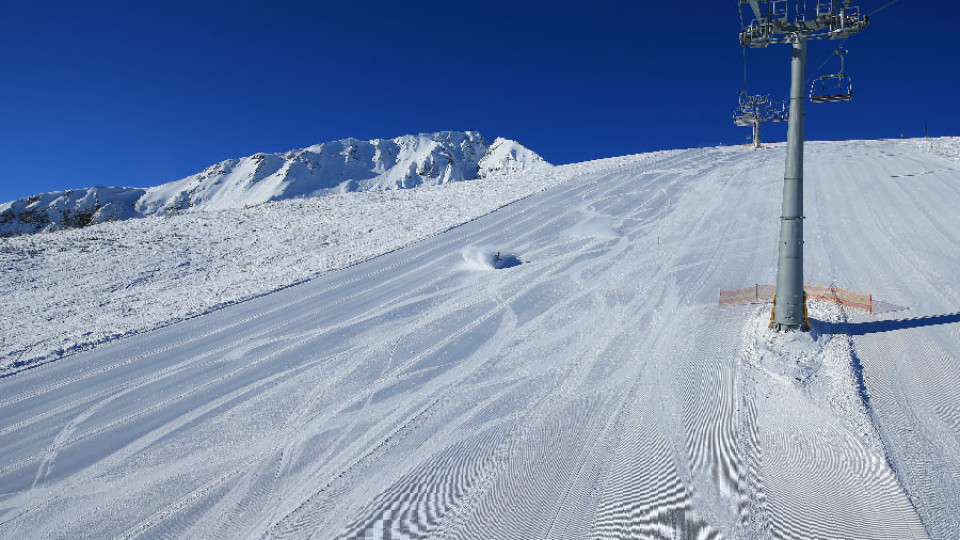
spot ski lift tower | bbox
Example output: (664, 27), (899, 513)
(738, 0), (868, 331)
(734, 92), (789, 148)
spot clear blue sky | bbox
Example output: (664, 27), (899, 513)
(0, 1), (956, 202)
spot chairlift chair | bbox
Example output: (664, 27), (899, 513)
(810, 48), (853, 103)
(734, 90), (751, 126)
(810, 74), (853, 102)
(768, 100), (789, 122)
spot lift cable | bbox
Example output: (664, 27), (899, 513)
(806, 39), (848, 86)
(738, 1), (749, 94)
(869, 0), (902, 17)
(742, 47), (750, 95)
(805, 0), (901, 86)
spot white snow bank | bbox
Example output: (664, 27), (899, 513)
(907, 136), (960, 165)
(741, 302), (883, 453)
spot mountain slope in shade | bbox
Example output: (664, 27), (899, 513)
(0, 131), (550, 236)
(0, 187), (147, 237)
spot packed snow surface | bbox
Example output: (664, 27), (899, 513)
(0, 131), (550, 236)
(2, 138), (960, 539)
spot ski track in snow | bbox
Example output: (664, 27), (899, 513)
(2, 139), (960, 539)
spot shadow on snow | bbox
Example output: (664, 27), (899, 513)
(815, 312), (960, 336)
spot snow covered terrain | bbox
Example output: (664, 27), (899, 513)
(0, 156), (621, 374)
(0, 131), (550, 236)
(1, 137), (959, 539)
(910, 136), (960, 165)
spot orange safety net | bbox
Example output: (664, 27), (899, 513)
(720, 284), (872, 313)
(718, 284), (775, 306)
(804, 285), (873, 313)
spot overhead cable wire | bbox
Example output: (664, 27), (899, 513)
(804, 0), (898, 85)
(806, 38), (848, 86)
(869, 0), (902, 17)
(738, 1), (749, 95)
(743, 47), (750, 94)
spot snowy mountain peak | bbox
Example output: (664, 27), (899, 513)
(0, 131), (551, 236)
(479, 137), (551, 176)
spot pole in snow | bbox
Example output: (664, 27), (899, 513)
(773, 35), (807, 330)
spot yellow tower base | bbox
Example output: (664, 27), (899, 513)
(768, 294), (811, 331)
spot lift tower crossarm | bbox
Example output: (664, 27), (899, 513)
(739, 0), (868, 47)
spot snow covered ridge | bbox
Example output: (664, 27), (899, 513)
(0, 187), (147, 238)
(0, 131), (551, 236)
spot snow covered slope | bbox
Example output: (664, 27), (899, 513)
(0, 131), (550, 235)
(1, 138), (959, 539)
(0, 159), (609, 374)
